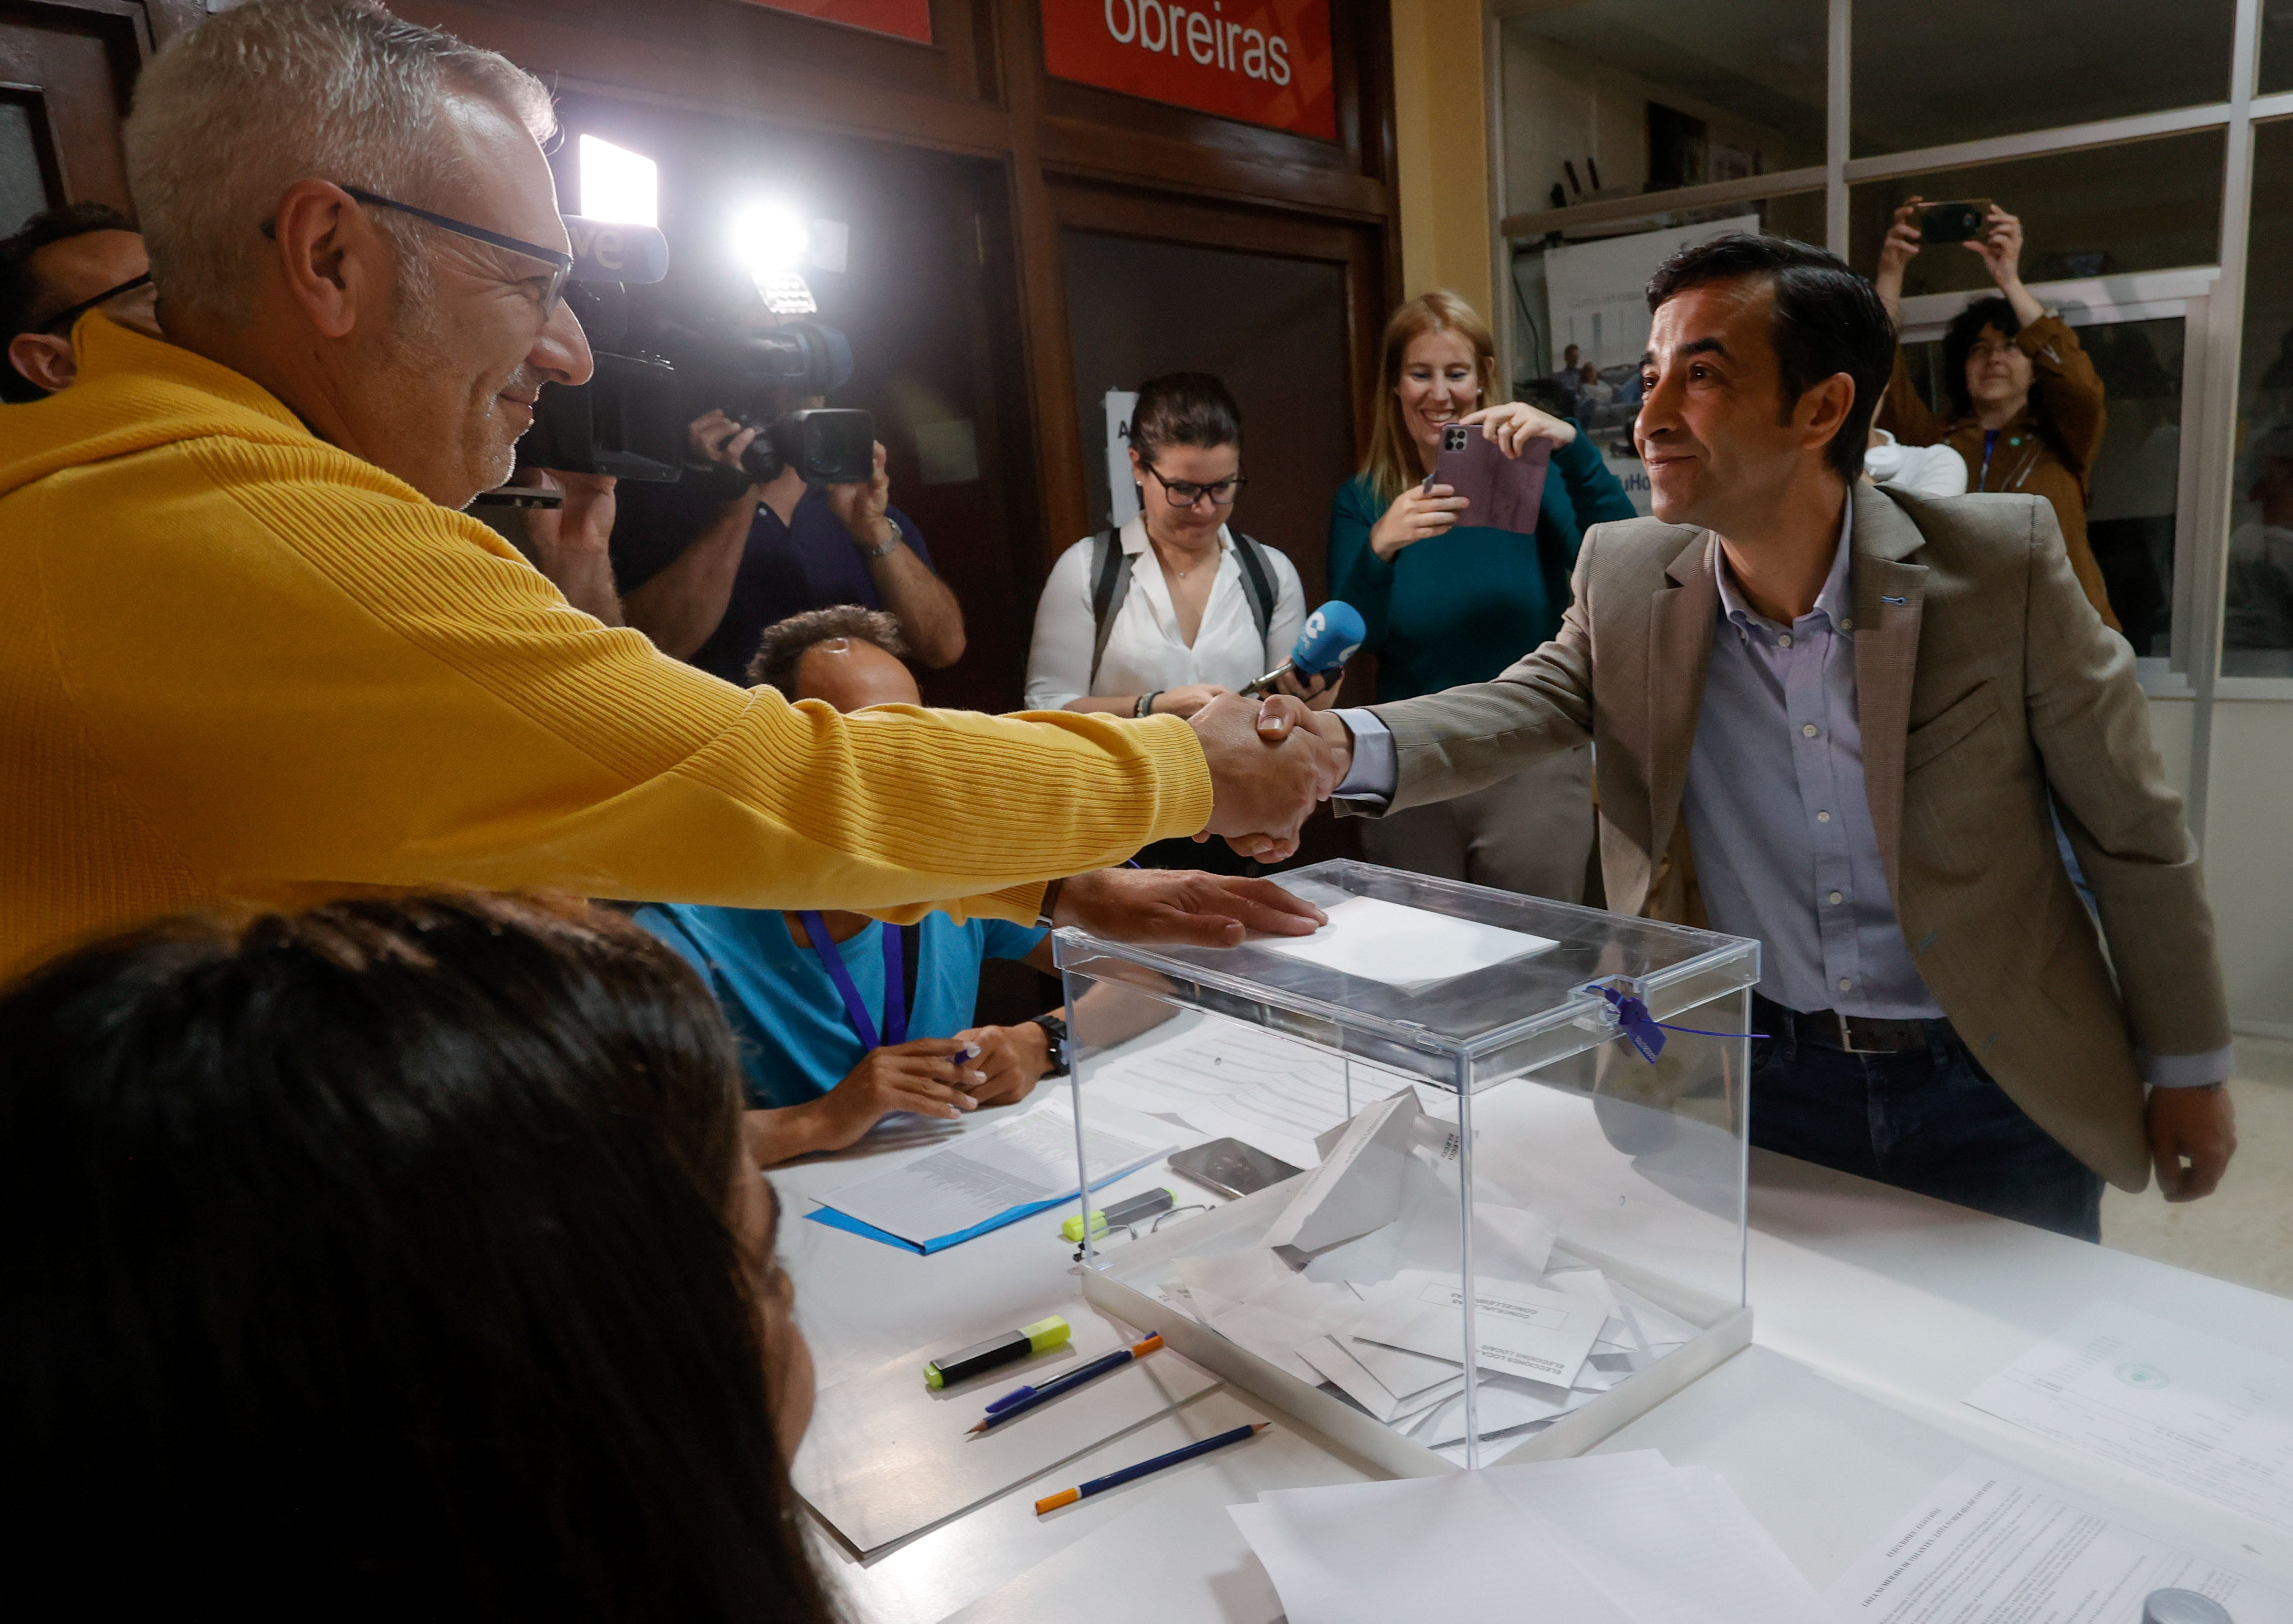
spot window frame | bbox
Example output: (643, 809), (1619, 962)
(1484, 0), (2291, 853)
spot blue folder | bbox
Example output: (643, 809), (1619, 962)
(805, 1165), (1145, 1255)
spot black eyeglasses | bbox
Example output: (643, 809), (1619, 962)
(38, 272), (154, 336)
(265, 184), (575, 313)
(1142, 464), (1246, 508)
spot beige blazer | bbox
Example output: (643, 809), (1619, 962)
(1362, 483), (2230, 1191)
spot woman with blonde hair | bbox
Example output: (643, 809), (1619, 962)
(1327, 290), (1635, 901)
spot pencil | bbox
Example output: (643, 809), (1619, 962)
(1033, 1422), (1269, 1513)
(967, 1335), (1161, 1435)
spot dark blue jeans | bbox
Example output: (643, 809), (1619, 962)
(1749, 997), (2104, 1241)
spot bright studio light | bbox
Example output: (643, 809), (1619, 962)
(577, 134), (658, 227)
(731, 202), (811, 277)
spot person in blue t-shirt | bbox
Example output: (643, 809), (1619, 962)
(637, 606), (1060, 1164)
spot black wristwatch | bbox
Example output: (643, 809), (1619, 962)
(1030, 1013), (1071, 1078)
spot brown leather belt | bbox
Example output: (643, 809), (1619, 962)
(1755, 995), (1937, 1055)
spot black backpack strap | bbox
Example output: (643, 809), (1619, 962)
(1230, 531), (1278, 647)
(1088, 527), (1133, 689)
(899, 922), (922, 1029)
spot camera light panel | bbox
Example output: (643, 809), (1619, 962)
(576, 135), (659, 230)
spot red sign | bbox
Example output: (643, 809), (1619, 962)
(1045, 0), (1337, 141)
(736, 0), (933, 44)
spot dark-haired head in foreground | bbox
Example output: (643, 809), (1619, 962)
(1637, 233), (1896, 530)
(0, 201), (153, 401)
(0, 892), (833, 1623)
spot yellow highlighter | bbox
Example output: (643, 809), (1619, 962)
(923, 1315), (1071, 1390)
(1059, 1187), (1177, 1243)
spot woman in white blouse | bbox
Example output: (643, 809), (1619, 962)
(1026, 373), (1340, 724)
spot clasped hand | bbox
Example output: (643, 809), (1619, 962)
(1185, 692), (1353, 863)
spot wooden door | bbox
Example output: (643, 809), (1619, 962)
(0, 0), (151, 231)
(1053, 182), (1384, 609)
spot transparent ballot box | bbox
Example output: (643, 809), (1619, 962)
(1056, 860), (1759, 1473)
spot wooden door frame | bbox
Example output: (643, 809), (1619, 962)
(1038, 177), (1385, 556)
(332, 0), (1400, 570)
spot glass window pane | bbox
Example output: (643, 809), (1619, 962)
(1497, 0), (1824, 218)
(1851, 0), (2237, 158)
(1849, 132), (2225, 299)
(1891, 316), (2185, 656)
(2259, 9), (2293, 97)
(2225, 120), (2293, 677)
(1, 99), (52, 236)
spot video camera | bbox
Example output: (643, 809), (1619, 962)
(515, 216), (875, 487)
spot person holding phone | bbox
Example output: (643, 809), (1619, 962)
(1326, 292), (1637, 902)
(1872, 198), (2118, 629)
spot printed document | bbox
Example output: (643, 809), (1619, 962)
(821, 1098), (1173, 1248)
(1352, 1267), (1607, 1388)
(1828, 1456), (2293, 1624)
(1086, 1018), (1418, 1170)
(1963, 1302), (2293, 1534)
(1253, 894), (1558, 991)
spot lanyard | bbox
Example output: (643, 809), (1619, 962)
(797, 911), (909, 1051)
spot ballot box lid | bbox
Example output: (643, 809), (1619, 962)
(1053, 859), (1759, 1094)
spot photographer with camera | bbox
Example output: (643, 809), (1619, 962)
(1872, 197), (2117, 629)
(609, 314), (965, 684)
(1325, 291), (1636, 904)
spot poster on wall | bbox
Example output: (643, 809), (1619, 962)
(1542, 215), (1759, 513)
(1045, 0), (1338, 141)
(735, 0), (933, 44)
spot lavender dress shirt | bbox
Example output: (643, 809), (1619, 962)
(1682, 499), (1942, 1018)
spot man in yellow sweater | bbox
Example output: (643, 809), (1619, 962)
(0, 0), (1341, 981)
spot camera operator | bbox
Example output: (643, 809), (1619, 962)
(611, 346), (965, 683)
(1872, 197), (2117, 629)
(495, 465), (625, 627)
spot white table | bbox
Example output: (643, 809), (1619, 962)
(775, 1104), (2293, 1624)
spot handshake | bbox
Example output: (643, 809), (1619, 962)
(1186, 694), (1356, 862)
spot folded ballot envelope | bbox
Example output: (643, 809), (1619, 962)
(1263, 1089), (1421, 1254)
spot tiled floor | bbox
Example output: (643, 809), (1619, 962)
(2101, 1036), (2293, 1299)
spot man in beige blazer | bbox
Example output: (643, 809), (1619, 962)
(1306, 234), (2234, 1239)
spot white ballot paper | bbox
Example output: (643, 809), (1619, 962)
(822, 1097), (1174, 1248)
(1231, 1449), (1825, 1624)
(1231, 1467), (1634, 1624)
(1963, 1302), (2293, 1535)
(1829, 1456), (2293, 1624)
(1253, 894), (1558, 992)
(1352, 1267), (1607, 1388)
(1295, 1333), (1463, 1424)
(1205, 1278), (1363, 1385)
(1263, 1087), (1421, 1253)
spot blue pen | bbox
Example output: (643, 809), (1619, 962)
(969, 1334), (1162, 1434)
(1035, 1422), (1270, 1512)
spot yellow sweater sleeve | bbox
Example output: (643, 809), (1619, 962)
(28, 434), (1211, 925)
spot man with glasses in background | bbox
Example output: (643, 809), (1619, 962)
(0, 0), (1345, 989)
(1, 202), (157, 400)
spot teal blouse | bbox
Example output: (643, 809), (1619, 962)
(1327, 433), (1638, 702)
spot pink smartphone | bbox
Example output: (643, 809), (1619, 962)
(1428, 423), (1552, 534)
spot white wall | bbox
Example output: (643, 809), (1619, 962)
(1497, 27), (1819, 220)
(2199, 698), (2293, 1035)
